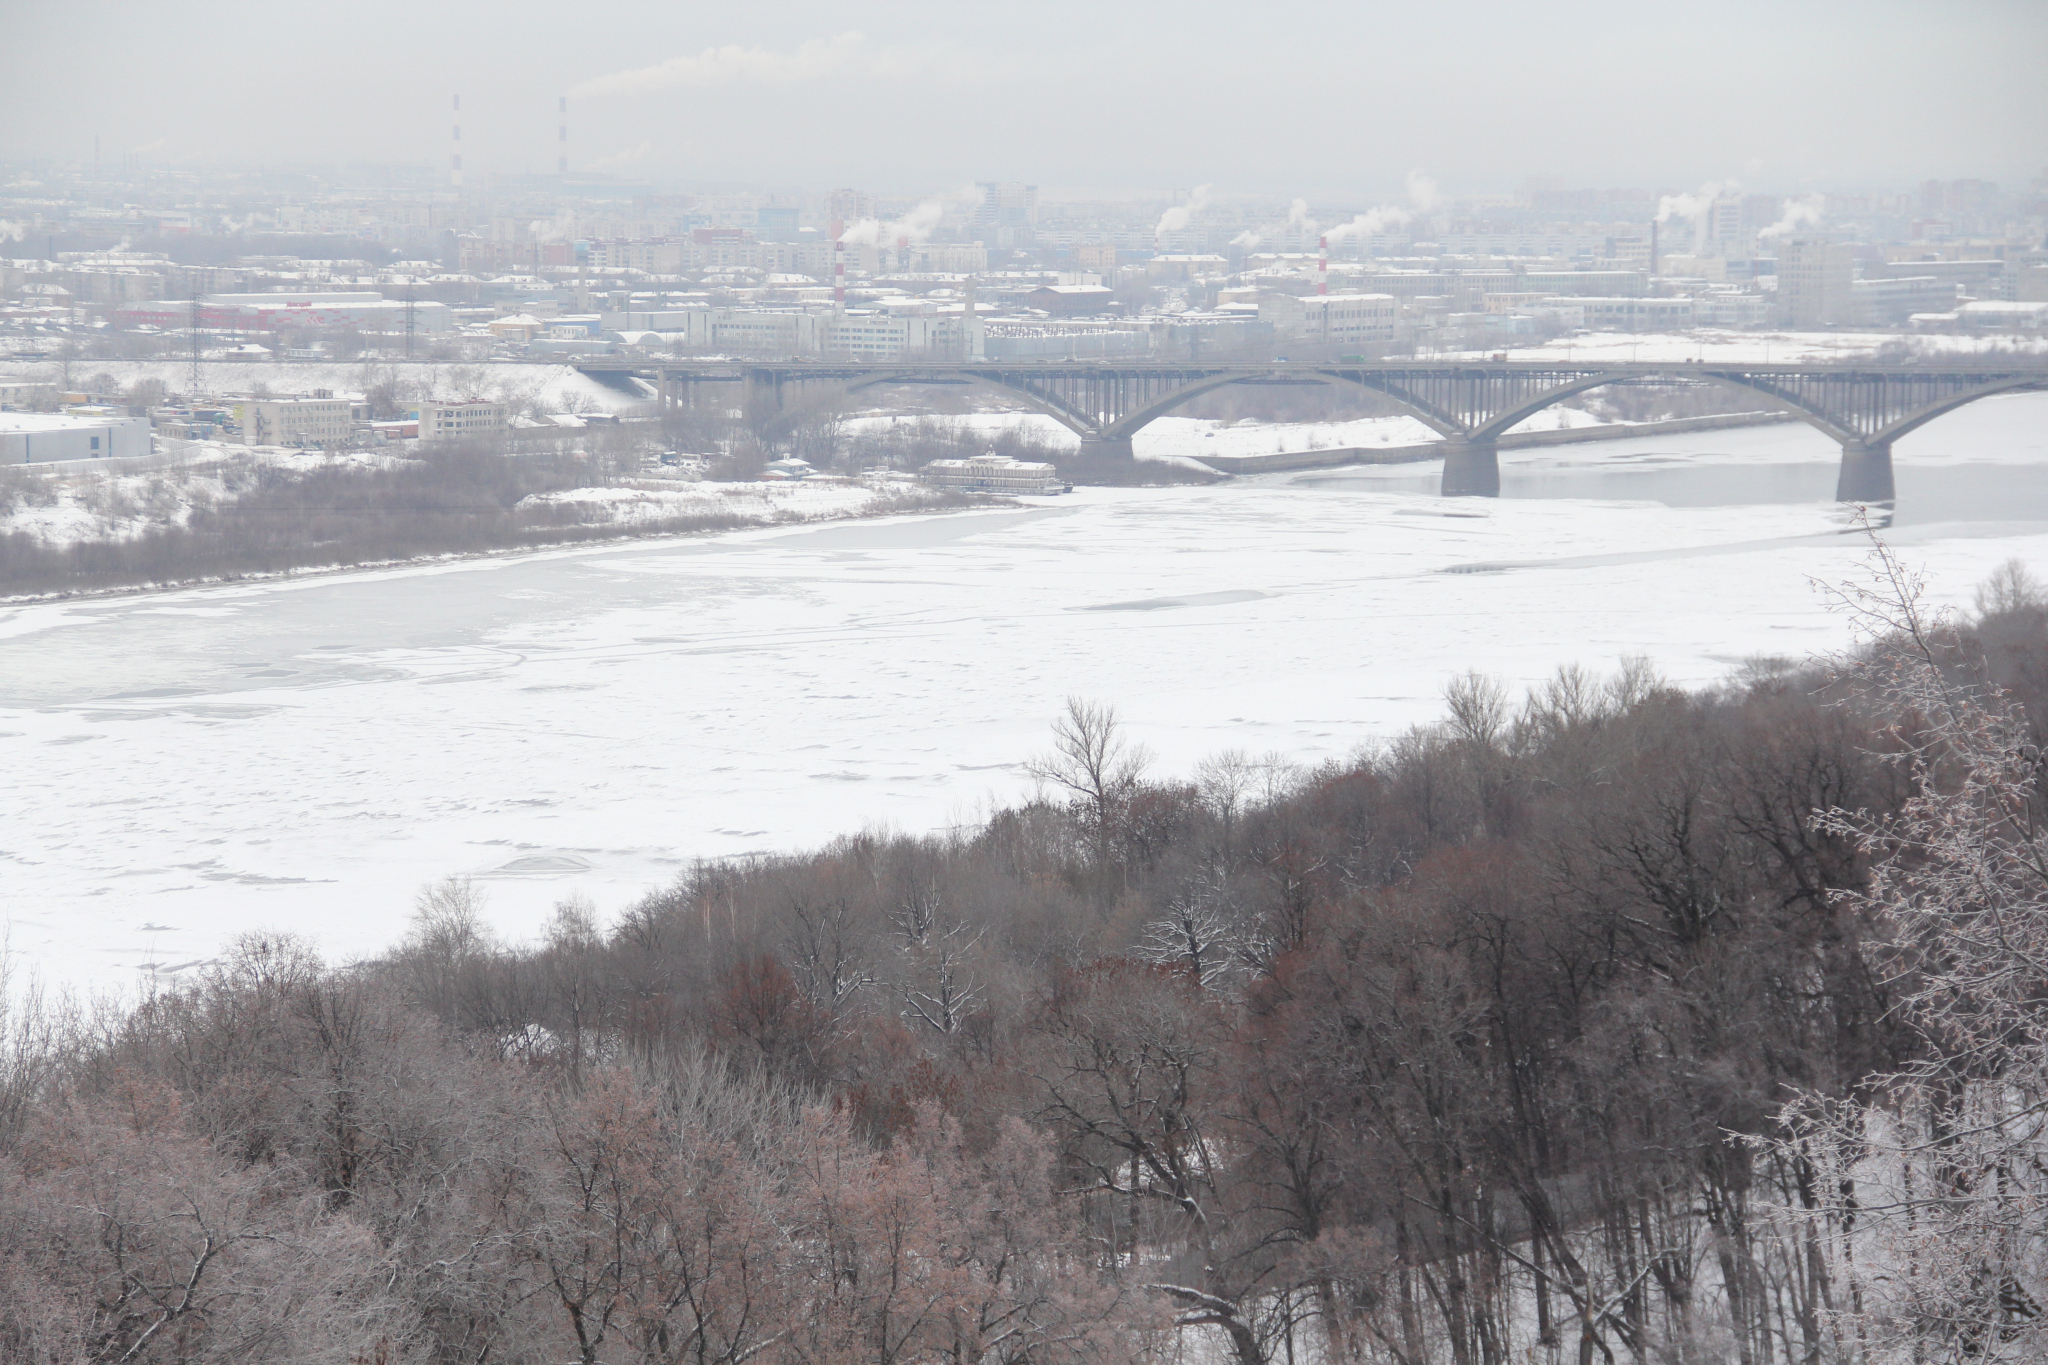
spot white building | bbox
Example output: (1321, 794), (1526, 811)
(1574, 297), (1698, 331)
(1257, 292), (1401, 348)
(1849, 276), (1959, 326)
(0, 412), (152, 464)
(825, 310), (981, 360)
(920, 454), (1066, 495)
(236, 397), (352, 448)
(418, 399), (508, 442)
(1777, 239), (1855, 327)
(1954, 300), (2048, 332)
(1694, 293), (1773, 329)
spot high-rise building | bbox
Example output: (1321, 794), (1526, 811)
(1704, 196), (1746, 255)
(975, 182), (1039, 228)
(1777, 238), (1855, 327)
(826, 188), (871, 226)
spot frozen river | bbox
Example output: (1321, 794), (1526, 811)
(5, 394), (2047, 993)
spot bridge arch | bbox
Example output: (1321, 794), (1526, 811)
(842, 371), (1100, 437)
(1453, 367), (2047, 452)
(1096, 370), (1300, 439)
(1870, 375), (2047, 443)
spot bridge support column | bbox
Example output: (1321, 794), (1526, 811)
(1835, 439), (1895, 503)
(1077, 435), (1136, 463)
(1439, 437), (1500, 497)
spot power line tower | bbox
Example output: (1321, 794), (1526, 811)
(188, 293), (203, 395)
(404, 281), (416, 362)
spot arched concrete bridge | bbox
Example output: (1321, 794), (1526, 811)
(582, 359), (2048, 501)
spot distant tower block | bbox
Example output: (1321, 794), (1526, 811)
(451, 94), (462, 189)
(558, 96), (567, 176)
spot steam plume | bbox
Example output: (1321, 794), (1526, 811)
(1758, 194), (1825, 240)
(1156, 184), (1214, 237)
(839, 184), (985, 248)
(1323, 206), (1411, 244)
(1656, 179), (1738, 224)
(1404, 170), (1440, 213)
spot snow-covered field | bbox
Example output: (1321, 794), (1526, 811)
(5, 393), (2048, 996)
(515, 477), (899, 527)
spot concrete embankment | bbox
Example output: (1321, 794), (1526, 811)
(1196, 411), (1800, 475)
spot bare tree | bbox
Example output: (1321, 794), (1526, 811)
(1779, 546), (2048, 1363)
(1028, 698), (1152, 872)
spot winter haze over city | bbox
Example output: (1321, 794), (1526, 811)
(3, 3), (2048, 1362)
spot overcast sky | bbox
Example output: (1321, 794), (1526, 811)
(5, 0), (2044, 199)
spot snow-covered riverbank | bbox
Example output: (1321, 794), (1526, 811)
(4, 393), (2047, 995)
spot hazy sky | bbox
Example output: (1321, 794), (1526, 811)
(5, 0), (2045, 199)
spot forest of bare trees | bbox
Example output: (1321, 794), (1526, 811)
(3, 552), (2045, 1364)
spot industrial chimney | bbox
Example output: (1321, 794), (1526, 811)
(832, 219), (845, 313)
(1317, 235), (1328, 295)
(450, 94), (462, 190)
(558, 96), (568, 176)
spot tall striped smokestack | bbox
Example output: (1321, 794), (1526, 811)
(558, 96), (567, 176)
(450, 94), (462, 189)
(1318, 235), (1328, 295)
(832, 219), (845, 312)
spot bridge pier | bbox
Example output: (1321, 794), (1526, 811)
(1440, 437), (1500, 497)
(1836, 439), (1895, 503)
(1077, 435), (1136, 463)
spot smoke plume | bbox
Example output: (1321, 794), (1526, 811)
(1758, 194), (1825, 240)
(1404, 170), (1440, 213)
(1323, 206), (1411, 244)
(1656, 179), (1738, 224)
(839, 184), (985, 247)
(1155, 183), (1214, 237)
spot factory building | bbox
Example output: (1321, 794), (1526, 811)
(1849, 276), (1960, 326)
(0, 412), (153, 464)
(1257, 292), (1401, 347)
(118, 292), (453, 333)
(824, 312), (980, 360)
(1574, 297), (1698, 330)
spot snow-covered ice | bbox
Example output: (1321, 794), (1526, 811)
(5, 394), (2047, 995)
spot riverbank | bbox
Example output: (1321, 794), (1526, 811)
(8, 395), (2047, 994)
(0, 446), (1000, 601)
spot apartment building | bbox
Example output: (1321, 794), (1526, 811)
(1777, 238), (1855, 326)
